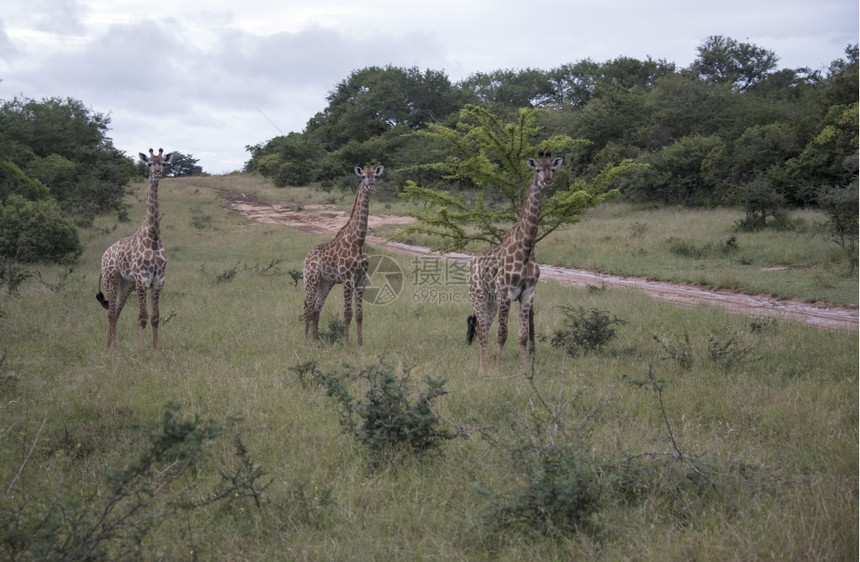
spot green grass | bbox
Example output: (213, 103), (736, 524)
(0, 175), (856, 560)
(539, 202), (858, 306)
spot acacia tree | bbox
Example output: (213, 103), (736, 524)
(164, 152), (204, 177)
(400, 104), (638, 251)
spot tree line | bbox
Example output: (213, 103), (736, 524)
(245, 36), (857, 227)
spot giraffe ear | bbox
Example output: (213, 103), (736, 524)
(527, 158), (538, 170)
(139, 152), (150, 164)
(355, 166), (363, 177)
(374, 165), (384, 177)
(551, 156), (564, 169)
(163, 152), (174, 164)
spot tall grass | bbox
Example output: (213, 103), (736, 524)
(0, 175), (856, 560)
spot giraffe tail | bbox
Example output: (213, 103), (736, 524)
(466, 315), (477, 345)
(96, 273), (109, 310)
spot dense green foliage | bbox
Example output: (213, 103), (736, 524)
(0, 195), (82, 265)
(246, 37), (858, 230)
(0, 97), (130, 272)
(0, 96), (137, 221)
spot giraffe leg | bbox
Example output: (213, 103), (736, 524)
(151, 282), (163, 351)
(496, 295), (512, 371)
(342, 280), (354, 344)
(528, 308), (536, 353)
(106, 288), (119, 348)
(307, 279), (333, 340)
(517, 303), (532, 373)
(469, 285), (491, 371)
(303, 272), (317, 340)
(478, 297), (497, 372)
(104, 277), (118, 348)
(107, 277), (133, 348)
(477, 314), (490, 371)
(354, 266), (368, 346)
(354, 286), (365, 347)
(518, 286), (537, 372)
(136, 281), (149, 349)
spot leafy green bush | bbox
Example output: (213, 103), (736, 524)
(480, 365), (722, 539)
(549, 305), (626, 356)
(734, 176), (787, 230)
(0, 194), (82, 264)
(653, 329), (694, 370)
(299, 361), (456, 468)
(500, 444), (601, 534)
(707, 332), (759, 370)
(817, 183), (859, 250)
(273, 161), (312, 187)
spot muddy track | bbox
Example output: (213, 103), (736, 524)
(221, 190), (858, 332)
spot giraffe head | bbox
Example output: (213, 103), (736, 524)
(354, 164), (384, 193)
(526, 151), (563, 189)
(139, 148), (175, 182)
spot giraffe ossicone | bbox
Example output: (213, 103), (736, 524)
(302, 164), (383, 345)
(466, 151), (563, 372)
(96, 148), (174, 349)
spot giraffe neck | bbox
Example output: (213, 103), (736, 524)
(338, 186), (371, 247)
(508, 175), (542, 257)
(137, 175), (161, 244)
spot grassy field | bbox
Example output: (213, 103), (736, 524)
(0, 174), (857, 560)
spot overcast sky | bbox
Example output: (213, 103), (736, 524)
(1, 1), (857, 174)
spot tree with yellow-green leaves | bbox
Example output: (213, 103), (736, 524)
(399, 104), (641, 251)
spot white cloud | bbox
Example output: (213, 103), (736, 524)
(0, 0), (856, 173)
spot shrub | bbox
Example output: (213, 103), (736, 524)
(817, 183), (859, 251)
(0, 404), (262, 560)
(734, 176), (787, 230)
(499, 444), (601, 534)
(0, 160), (52, 202)
(301, 361), (456, 468)
(0, 195), (82, 264)
(273, 162), (312, 187)
(480, 365), (719, 538)
(549, 305), (626, 356)
(707, 332), (759, 370)
(653, 329), (694, 370)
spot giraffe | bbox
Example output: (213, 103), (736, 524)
(96, 148), (174, 350)
(303, 164), (384, 345)
(466, 151), (563, 372)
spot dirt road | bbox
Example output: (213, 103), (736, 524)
(221, 190), (858, 331)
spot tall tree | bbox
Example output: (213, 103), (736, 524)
(458, 68), (556, 108)
(690, 35), (779, 92)
(306, 66), (462, 151)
